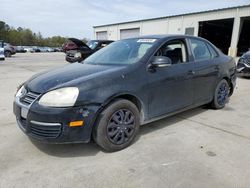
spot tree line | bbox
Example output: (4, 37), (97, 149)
(0, 21), (70, 47)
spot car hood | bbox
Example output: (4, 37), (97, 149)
(68, 38), (91, 50)
(26, 63), (125, 93)
(242, 51), (250, 59)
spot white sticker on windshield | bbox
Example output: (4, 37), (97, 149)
(137, 39), (157, 43)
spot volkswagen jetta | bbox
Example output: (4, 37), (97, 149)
(13, 35), (236, 151)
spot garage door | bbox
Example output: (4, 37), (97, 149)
(96, 31), (108, 40)
(198, 19), (234, 54)
(120, 28), (140, 39)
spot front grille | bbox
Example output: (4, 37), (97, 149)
(245, 58), (250, 66)
(68, 53), (75, 57)
(20, 91), (40, 106)
(30, 124), (62, 138)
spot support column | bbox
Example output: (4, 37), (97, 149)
(228, 8), (241, 57)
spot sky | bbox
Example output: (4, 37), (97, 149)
(0, 0), (250, 39)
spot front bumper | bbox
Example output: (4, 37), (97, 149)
(237, 67), (250, 77)
(65, 55), (79, 63)
(13, 97), (100, 144)
(237, 60), (250, 77)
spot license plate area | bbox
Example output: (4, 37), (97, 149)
(21, 107), (28, 119)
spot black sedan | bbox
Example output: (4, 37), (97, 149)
(13, 35), (236, 151)
(65, 39), (113, 63)
(237, 51), (250, 77)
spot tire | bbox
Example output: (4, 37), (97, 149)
(4, 50), (11, 57)
(210, 79), (229, 109)
(93, 99), (140, 152)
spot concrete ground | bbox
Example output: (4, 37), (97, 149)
(0, 53), (250, 188)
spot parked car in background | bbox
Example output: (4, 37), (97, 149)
(53, 47), (62, 52)
(0, 48), (4, 61)
(23, 46), (34, 53)
(15, 46), (61, 53)
(87, 40), (114, 50)
(36, 47), (55, 52)
(65, 39), (113, 63)
(13, 35), (236, 151)
(62, 38), (79, 52)
(0, 40), (5, 61)
(31, 46), (40, 52)
(15, 46), (26, 53)
(237, 50), (250, 77)
(45, 47), (54, 52)
(37, 47), (46, 53)
(4, 43), (16, 57)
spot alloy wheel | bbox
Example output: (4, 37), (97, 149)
(107, 109), (135, 145)
(217, 82), (229, 106)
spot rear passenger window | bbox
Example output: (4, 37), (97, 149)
(207, 44), (218, 58)
(190, 39), (211, 61)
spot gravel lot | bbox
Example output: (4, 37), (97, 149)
(0, 53), (250, 188)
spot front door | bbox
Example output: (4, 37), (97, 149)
(147, 39), (195, 119)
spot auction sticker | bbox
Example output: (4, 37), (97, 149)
(137, 39), (157, 43)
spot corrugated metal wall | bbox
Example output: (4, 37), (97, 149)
(94, 6), (250, 56)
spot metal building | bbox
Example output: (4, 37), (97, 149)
(93, 5), (250, 57)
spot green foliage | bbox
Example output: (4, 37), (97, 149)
(0, 21), (68, 47)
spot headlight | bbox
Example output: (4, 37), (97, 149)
(39, 87), (79, 107)
(74, 52), (82, 58)
(16, 85), (27, 97)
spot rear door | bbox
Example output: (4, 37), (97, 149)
(188, 38), (220, 103)
(147, 38), (195, 118)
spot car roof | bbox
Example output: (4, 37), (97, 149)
(130, 34), (205, 40)
(90, 40), (114, 42)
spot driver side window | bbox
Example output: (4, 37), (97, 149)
(155, 40), (188, 64)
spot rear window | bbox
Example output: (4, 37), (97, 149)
(207, 44), (218, 58)
(190, 39), (212, 61)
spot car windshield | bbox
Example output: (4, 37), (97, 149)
(84, 38), (157, 65)
(87, 41), (98, 49)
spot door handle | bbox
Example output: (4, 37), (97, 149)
(188, 70), (195, 75)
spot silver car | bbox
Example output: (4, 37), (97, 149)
(4, 43), (16, 57)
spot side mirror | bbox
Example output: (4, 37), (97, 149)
(151, 56), (172, 68)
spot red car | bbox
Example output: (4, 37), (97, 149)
(62, 38), (80, 52)
(63, 38), (113, 63)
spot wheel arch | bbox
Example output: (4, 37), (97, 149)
(222, 76), (234, 96)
